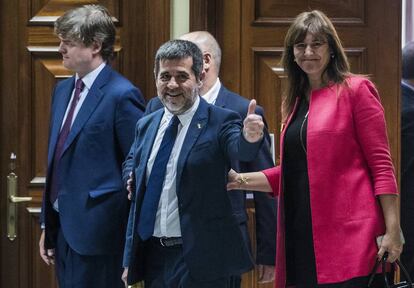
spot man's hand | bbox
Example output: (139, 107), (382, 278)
(122, 267), (128, 287)
(39, 229), (55, 265)
(243, 100), (264, 143)
(257, 264), (275, 284)
(126, 172), (134, 200)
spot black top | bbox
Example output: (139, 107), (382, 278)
(283, 97), (317, 286)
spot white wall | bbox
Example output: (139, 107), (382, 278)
(170, 0), (190, 39)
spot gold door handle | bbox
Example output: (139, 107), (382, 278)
(7, 153), (32, 241)
(9, 195), (32, 203)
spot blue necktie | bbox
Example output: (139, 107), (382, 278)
(138, 115), (180, 240)
(50, 79), (85, 203)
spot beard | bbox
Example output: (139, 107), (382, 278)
(159, 86), (199, 115)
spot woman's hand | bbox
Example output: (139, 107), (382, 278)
(227, 169), (272, 192)
(378, 194), (404, 263)
(227, 169), (241, 190)
(377, 230), (403, 263)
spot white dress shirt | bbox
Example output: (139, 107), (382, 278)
(149, 96), (200, 237)
(201, 78), (221, 104)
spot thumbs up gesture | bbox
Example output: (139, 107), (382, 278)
(243, 99), (264, 143)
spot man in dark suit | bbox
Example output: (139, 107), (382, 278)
(38, 5), (145, 288)
(145, 31), (276, 286)
(122, 39), (265, 288)
(401, 41), (414, 280)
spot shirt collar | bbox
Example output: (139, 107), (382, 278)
(163, 96), (200, 126)
(75, 62), (107, 90)
(202, 78), (221, 104)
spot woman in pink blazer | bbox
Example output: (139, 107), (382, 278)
(228, 10), (403, 287)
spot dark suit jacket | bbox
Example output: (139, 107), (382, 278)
(123, 97), (262, 284)
(41, 64), (145, 256)
(144, 85), (276, 265)
(401, 80), (414, 278)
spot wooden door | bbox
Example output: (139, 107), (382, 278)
(191, 0), (401, 287)
(0, 1), (169, 287)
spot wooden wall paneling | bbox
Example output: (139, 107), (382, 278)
(189, 0), (217, 33)
(252, 47), (285, 154)
(145, 0), (171, 100)
(0, 9), (19, 286)
(29, 0), (120, 24)
(119, 0), (147, 96)
(345, 48), (368, 75)
(21, 0), (56, 286)
(253, 0), (365, 25)
(375, 0), (401, 173)
(121, 0), (170, 100)
(30, 52), (69, 183)
(217, 0), (242, 93)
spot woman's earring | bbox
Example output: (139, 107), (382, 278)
(331, 53), (335, 59)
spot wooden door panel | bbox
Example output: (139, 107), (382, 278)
(252, 48), (285, 153)
(29, 0), (120, 23)
(253, 0), (365, 25)
(1, 0), (170, 287)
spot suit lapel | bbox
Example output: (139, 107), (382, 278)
(135, 110), (164, 200)
(176, 98), (209, 188)
(61, 65), (111, 156)
(48, 78), (75, 166)
(140, 111), (164, 171)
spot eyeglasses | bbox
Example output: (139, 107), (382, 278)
(294, 41), (326, 51)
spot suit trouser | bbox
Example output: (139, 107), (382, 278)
(55, 228), (124, 288)
(227, 275), (242, 288)
(226, 221), (251, 288)
(143, 237), (229, 288)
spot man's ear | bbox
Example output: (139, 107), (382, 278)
(91, 41), (102, 55)
(203, 52), (212, 71)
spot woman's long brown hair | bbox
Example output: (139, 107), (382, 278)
(280, 10), (350, 121)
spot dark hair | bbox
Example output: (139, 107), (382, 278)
(402, 41), (414, 79)
(281, 10), (350, 120)
(154, 39), (204, 80)
(54, 5), (116, 61)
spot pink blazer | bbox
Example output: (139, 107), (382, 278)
(264, 76), (398, 287)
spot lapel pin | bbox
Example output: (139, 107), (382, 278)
(197, 123), (202, 129)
